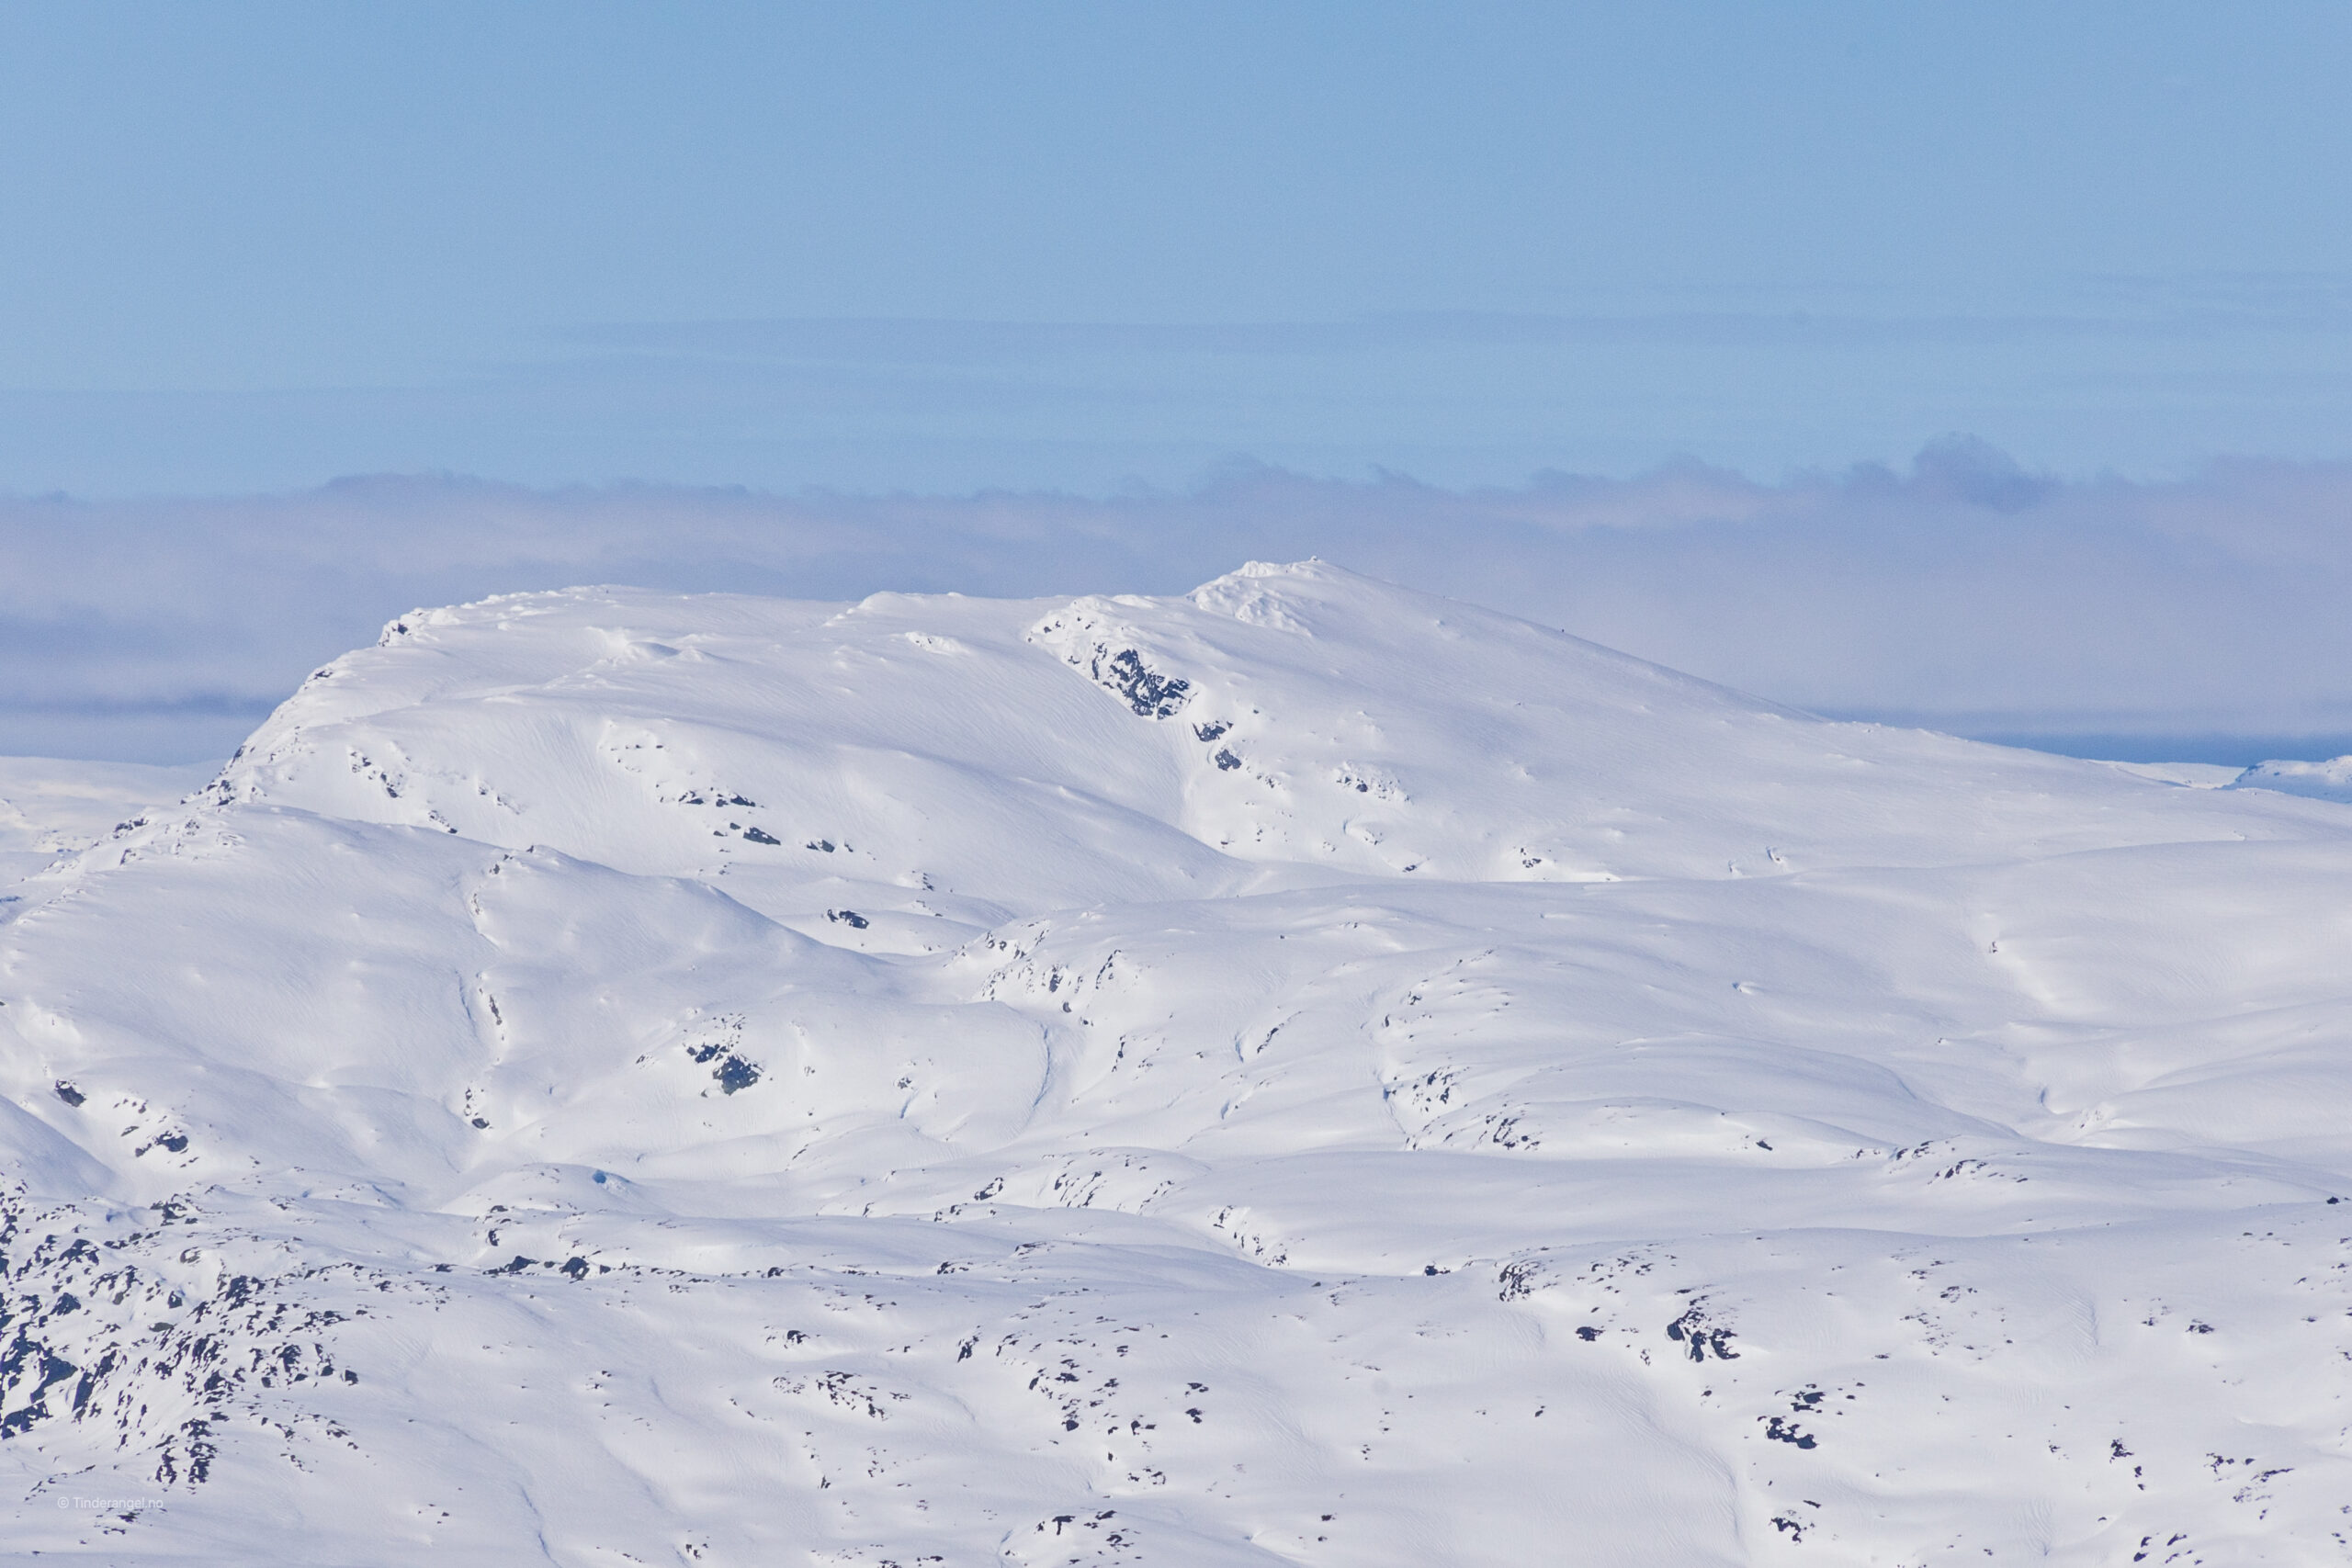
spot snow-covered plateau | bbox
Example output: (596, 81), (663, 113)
(3, 560), (2350, 1566)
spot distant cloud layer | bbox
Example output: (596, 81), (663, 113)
(6, 440), (2351, 764)
(11, 295), (2352, 499)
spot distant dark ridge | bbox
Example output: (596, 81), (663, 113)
(1947, 732), (2352, 769)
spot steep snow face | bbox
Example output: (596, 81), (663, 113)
(3, 562), (2350, 1564)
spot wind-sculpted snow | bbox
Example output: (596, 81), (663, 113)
(2, 561), (2351, 1562)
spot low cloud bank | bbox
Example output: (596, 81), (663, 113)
(6, 439), (2350, 764)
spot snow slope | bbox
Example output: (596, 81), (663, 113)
(2231, 755), (2352, 806)
(3, 561), (2350, 1565)
(0, 759), (214, 886)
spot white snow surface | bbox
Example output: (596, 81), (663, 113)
(3, 560), (2350, 1564)
(0, 759), (215, 886)
(2231, 754), (2352, 806)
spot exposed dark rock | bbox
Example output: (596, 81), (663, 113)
(1095, 649), (1191, 718)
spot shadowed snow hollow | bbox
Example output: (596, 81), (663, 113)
(2, 562), (2348, 1565)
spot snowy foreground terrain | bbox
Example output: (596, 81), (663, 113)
(5, 561), (2352, 1566)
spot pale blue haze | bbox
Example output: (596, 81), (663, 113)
(5, 3), (2352, 763)
(3, 2), (2349, 491)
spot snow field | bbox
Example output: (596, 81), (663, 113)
(3, 561), (2350, 1563)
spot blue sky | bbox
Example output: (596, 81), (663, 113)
(6, 4), (2352, 765)
(5, 2), (2350, 493)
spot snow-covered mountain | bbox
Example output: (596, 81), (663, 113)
(0, 759), (214, 887)
(4, 560), (2350, 1564)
